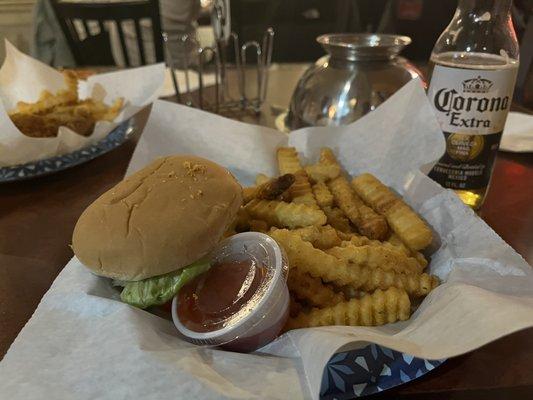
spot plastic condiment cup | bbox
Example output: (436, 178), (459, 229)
(171, 232), (290, 352)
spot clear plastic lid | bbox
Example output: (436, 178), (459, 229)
(171, 232), (289, 351)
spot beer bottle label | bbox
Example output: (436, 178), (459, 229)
(428, 65), (518, 190)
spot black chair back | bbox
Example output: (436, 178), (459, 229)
(50, 0), (164, 66)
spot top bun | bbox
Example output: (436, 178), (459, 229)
(72, 155), (242, 281)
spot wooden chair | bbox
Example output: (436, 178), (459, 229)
(50, 0), (164, 66)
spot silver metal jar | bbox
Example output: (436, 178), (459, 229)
(287, 33), (424, 129)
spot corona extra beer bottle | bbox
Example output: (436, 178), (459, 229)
(427, 0), (519, 209)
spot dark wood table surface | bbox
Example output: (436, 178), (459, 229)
(1, 64), (532, 399)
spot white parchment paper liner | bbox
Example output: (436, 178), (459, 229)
(0, 41), (165, 167)
(1, 80), (531, 400)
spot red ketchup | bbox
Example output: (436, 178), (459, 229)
(172, 232), (290, 353)
(177, 259), (266, 333)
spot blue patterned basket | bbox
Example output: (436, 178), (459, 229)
(321, 344), (445, 399)
(0, 120), (134, 183)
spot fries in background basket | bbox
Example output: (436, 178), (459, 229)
(237, 146), (438, 331)
(8, 70), (124, 138)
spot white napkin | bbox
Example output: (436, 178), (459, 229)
(500, 111), (533, 152)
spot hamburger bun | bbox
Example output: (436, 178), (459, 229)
(72, 155), (242, 281)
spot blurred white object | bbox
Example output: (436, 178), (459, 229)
(160, 67), (216, 97)
(197, 25), (214, 49)
(500, 112), (533, 152)
(110, 0), (201, 67)
(211, 0), (230, 41)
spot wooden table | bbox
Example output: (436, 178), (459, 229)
(1, 65), (532, 399)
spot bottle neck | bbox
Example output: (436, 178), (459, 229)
(457, 0), (512, 16)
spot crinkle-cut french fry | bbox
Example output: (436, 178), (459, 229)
(340, 235), (372, 247)
(293, 193), (317, 206)
(249, 219), (270, 233)
(101, 98), (124, 121)
(234, 207), (250, 232)
(327, 244), (423, 274)
(312, 181), (334, 208)
(384, 233), (410, 255)
(341, 235), (404, 253)
(243, 174), (295, 203)
(288, 268), (345, 307)
(246, 199), (326, 228)
(256, 174), (295, 200)
(340, 237), (427, 271)
(276, 147), (319, 207)
(413, 251), (428, 270)
(290, 171), (317, 207)
(305, 164), (341, 183)
(351, 173), (432, 250)
(255, 173), (270, 186)
(313, 225), (342, 249)
(335, 229), (356, 241)
(278, 190), (293, 203)
(269, 229), (438, 297)
(363, 267), (439, 297)
(285, 287), (411, 329)
(323, 206), (353, 233)
(340, 285), (367, 300)
(319, 147), (340, 166)
(339, 236), (426, 272)
(289, 296), (304, 318)
(277, 147), (303, 174)
(243, 186), (257, 203)
(291, 225), (342, 249)
(387, 233), (428, 269)
(329, 176), (389, 240)
(303, 148), (342, 183)
(11, 71), (79, 116)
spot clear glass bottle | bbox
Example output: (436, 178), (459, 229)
(427, 0), (519, 209)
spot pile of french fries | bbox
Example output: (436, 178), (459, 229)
(232, 147), (439, 330)
(8, 71), (123, 138)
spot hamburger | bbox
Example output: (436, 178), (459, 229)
(72, 154), (243, 308)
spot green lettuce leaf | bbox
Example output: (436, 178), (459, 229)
(120, 260), (210, 309)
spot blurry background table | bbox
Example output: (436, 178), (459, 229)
(0, 64), (532, 399)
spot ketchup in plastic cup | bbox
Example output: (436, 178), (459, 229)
(171, 232), (289, 352)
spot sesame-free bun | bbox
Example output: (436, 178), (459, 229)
(72, 155), (242, 281)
